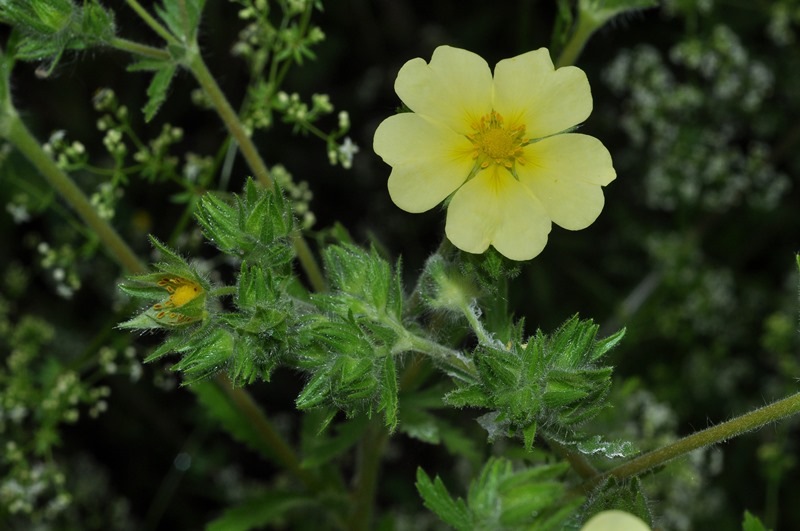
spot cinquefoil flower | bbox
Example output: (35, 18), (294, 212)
(373, 46), (615, 260)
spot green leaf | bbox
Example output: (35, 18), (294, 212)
(379, 354), (399, 431)
(195, 179), (295, 268)
(0, 0), (115, 72)
(415, 468), (472, 531)
(300, 415), (369, 468)
(742, 510), (772, 531)
(191, 379), (277, 460)
(155, 0), (207, 41)
(205, 489), (313, 531)
(142, 64), (176, 121)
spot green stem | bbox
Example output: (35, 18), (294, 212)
(214, 375), (321, 491)
(405, 333), (477, 383)
(348, 421), (388, 531)
(543, 433), (598, 480)
(124, 0), (178, 44)
(579, 391), (800, 492)
(461, 301), (497, 348)
(555, 8), (600, 68)
(2, 112), (147, 274)
(109, 37), (171, 61)
(1, 101), (316, 497)
(185, 50), (327, 292)
(187, 51), (271, 186)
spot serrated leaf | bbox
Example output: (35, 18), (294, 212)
(379, 354), (398, 431)
(191, 379), (277, 460)
(155, 0), (207, 41)
(205, 489), (313, 531)
(143, 63), (176, 122)
(301, 415), (369, 468)
(415, 468), (472, 531)
(742, 510), (772, 531)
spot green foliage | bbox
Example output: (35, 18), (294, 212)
(416, 458), (582, 530)
(118, 236), (208, 330)
(127, 59), (178, 122)
(583, 478), (653, 526)
(196, 178), (295, 268)
(155, 0), (206, 43)
(446, 316), (624, 450)
(206, 489), (315, 531)
(743, 510), (772, 531)
(0, 0), (115, 75)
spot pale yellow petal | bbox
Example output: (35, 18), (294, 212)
(518, 134), (615, 230)
(493, 48), (592, 138)
(374, 113), (474, 213)
(445, 166), (551, 261)
(581, 510), (651, 531)
(395, 45), (492, 134)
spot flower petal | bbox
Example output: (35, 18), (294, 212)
(395, 45), (493, 134)
(493, 48), (592, 138)
(519, 134), (615, 230)
(374, 113), (474, 213)
(446, 166), (551, 260)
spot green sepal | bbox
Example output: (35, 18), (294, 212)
(118, 236), (209, 330)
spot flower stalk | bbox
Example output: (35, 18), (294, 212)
(579, 391), (800, 492)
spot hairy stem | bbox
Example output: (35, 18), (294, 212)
(349, 421), (388, 531)
(543, 434), (599, 480)
(214, 375), (321, 491)
(3, 113), (147, 275)
(579, 391), (800, 492)
(109, 37), (171, 61)
(555, 7), (599, 68)
(186, 50), (328, 292)
(124, 0), (178, 44)
(2, 101), (316, 496)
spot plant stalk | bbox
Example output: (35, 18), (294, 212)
(214, 375), (321, 491)
(579, 391), (800, 492)
(348, 421), (388, 531)
(124, 0), (178, 44)
(3, 112), (147, 275)
(2, 101), (315, 496)
(109, 37), (171, 61)
(187, 50), (328, 292)
(555, 7), (599, 68)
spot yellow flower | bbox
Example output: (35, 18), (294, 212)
(373, 45), (616, 260)
(580, 510), (651, 531)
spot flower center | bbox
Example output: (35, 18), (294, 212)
(468, 111), (527, 169)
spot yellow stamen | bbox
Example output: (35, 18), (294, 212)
(468, 111), (527, 172)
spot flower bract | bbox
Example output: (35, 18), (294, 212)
(373, 45), (616, 260)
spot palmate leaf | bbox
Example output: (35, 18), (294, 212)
(205, 489), (314, 531)
(418, 459), (581, 531)
(416, 468), (472, 531)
